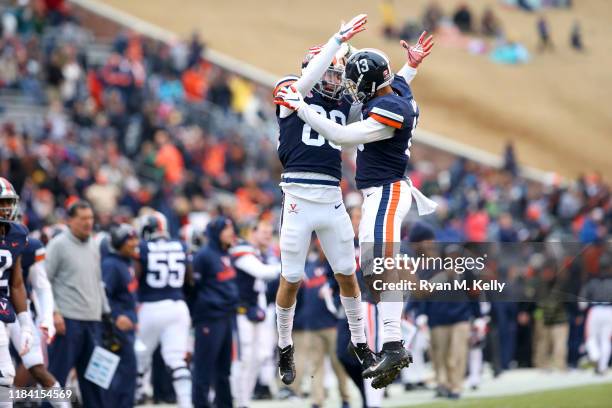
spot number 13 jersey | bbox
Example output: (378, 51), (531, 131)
(138, 238), (189, 302)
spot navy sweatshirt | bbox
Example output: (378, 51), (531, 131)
(101, 252), (138, 325)
(191, 217), (239, 322)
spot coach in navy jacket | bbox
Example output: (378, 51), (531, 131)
(191, 216), (238, 408)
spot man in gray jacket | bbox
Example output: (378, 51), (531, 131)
(46, 200), (110, 407)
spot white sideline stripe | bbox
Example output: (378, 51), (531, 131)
(72, 0), (555, 185)
(371, 107), (404, 123)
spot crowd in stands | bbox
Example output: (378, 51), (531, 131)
(0, 0), (610, 405)
(380, 0), (584, 65)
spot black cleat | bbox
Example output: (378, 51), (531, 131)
(348, 342), (377, 371)
(278, 345), (296, 385)
(363, 341), (412, 389)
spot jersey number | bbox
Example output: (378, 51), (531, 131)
(147, 251), (186, 289)
(301, 104), (344, 150)
(356, 59), (369, 74)
(0, 250), (12, 289)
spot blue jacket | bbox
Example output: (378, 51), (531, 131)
(191, 217), (239, 322)
(102, 252), (138, 325)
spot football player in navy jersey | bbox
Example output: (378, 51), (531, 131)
(273, 13), (383, 387)
(135, 212), (193, 408)
(0, 177), (34, 406)
(7, 226), (70, 408)
(230, 219), (280, 408)
(274, 34), (438, 388)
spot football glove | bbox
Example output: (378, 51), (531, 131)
(274, 85), (305, 111)
(17, 312), (34, 356)
(102, 313), (122, 354)
(401, 31), (434, 68)
(335, 14), (367, 43)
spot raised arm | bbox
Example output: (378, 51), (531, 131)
(397, 31), (434, 84)
(274, 14), (367, 118)
(275, 85), (394, 146)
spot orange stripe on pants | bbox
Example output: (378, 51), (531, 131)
(384, 181), (401, 257)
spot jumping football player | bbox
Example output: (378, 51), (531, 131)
(135, 212), (193, 408)
(0, 177), (34, 406)
(272, 14), (377, 386)
(274, 34), (437, 388)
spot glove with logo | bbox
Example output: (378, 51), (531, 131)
(400, 31), (434, 68)
(273, 85), (305, 112)
(335, 14), (367, 44)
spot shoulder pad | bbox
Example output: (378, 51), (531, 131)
(368, 96), (410, 129)
(390, 75), (413, 99)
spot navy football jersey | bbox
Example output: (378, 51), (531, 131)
(20, 237), (44, 296)
(0, 222), (29, 298)
(138, 238), (189, 302)
(356, 76), (419, 189)
(277, 83), (352, 180)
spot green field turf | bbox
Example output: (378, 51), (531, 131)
(405, 384), (612, 408)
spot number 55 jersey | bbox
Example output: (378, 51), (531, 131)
(138, 238), (189, 302)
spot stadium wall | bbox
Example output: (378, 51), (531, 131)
(69, 0), (553, 185)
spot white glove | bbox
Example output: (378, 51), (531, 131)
(335, 14), (367, 43)
(400, 31), (434, 68)
(39, 317), (56, 343)
(273, 85), (305, 111)
(18, 312), (34, 356)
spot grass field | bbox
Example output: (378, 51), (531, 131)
(406, 384), (612, 408)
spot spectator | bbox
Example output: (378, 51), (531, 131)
(102, 224), (139, 408)
(537, 16), (554, 52)
(481, 7), (502, 37)
(453, 3), (473, 33)
(570, 20), (583, 51)
(379, 0), (397, 39)
(45, 200), (110, 407)
(154, 129), (185, 185)
(191, 216), (239, 408)
(422, 1), (443, 34)
(188, 31), (205, 68)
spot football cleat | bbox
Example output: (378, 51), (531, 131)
(278, 345), (296, 385)
(363, 341), (412, 389)
(348, 342), (377, 371)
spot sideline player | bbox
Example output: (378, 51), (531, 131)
(272, 14), (377, 386)
(231, 219), (281, 408)
(0, 178), (34, 406)
(274, 34), (437, 387)
(7, 222), (70, 408)
(135, 212), (192, 408)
